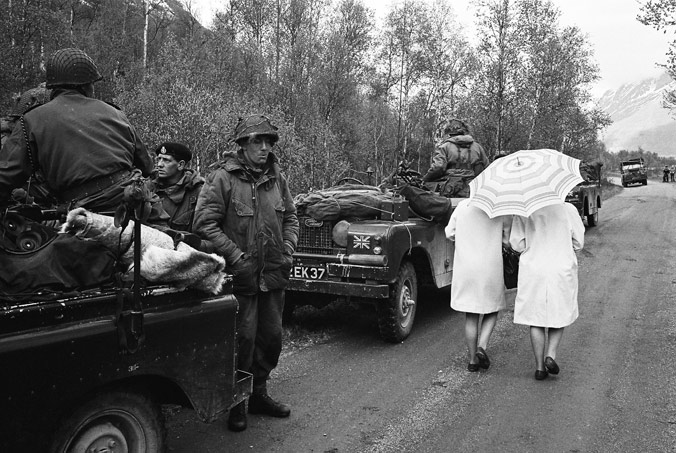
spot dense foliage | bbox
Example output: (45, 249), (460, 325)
(1, 0), (612, 193)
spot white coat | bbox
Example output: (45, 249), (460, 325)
(509, 203), (585, 328)
(445, 199), (511, 314)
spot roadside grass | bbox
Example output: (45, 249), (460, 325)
(601, 177), (623, 201)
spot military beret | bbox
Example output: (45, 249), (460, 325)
(155, 142), (192, 162)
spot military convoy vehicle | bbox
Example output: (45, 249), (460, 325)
(0, 204), (250, 453)
(620, 158), (648, 186)
(287, 172), (459, 343)
(566, 161), (602, 227)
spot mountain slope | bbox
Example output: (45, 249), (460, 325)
(598, 72), (676, 156)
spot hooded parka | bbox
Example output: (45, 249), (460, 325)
(194, 151), (299, 295)
(423, 134), (489, 182)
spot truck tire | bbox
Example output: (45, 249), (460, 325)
(587, 209), (598, 227)
(643, 179), (647, 185)
(50, 391), (165, 453)
(377, 261), (417, 343)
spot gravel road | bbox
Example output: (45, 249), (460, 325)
(167, 177), (676, 453)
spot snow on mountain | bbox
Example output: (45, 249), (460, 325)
(598, 72), (676, 156)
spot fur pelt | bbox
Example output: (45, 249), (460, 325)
(61, 208), (227, 294)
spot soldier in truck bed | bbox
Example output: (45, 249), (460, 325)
(0, 48), (154, 211)
(422, 118), (489, 182)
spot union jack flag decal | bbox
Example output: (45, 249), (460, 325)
(353, 235), (371, 249)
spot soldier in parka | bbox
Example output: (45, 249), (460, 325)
(193, 114), (299, 433)
(151, 142), (204, 232)
(423, 118), (489, 182)
(0, 48), (154, 211)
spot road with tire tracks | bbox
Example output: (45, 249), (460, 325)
(166, 177), (676, 453)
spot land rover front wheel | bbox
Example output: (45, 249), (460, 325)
(378, 261), (417, 343)
(50, 391), (165, 453)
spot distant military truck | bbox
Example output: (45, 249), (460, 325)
(620, 158), (648, 186)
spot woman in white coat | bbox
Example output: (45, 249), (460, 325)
(509, 202), (585, 380)
(446, 199), (511, 372)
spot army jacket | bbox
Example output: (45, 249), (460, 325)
(194, 151), (299, 295)
(423, 134), (489, 182)
(0, 89), (153, 206)
(153, 169), (205, 232)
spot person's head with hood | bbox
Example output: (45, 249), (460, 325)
(232, 114), (279, 169)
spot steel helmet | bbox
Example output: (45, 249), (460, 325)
(46, 48), (102, 88)
(443, 118), (469, 136)
(10, 85), (51, 116)
(233, 114), (279, 145)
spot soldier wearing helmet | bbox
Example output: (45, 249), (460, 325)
(422, 118), (489, 183)
(194, 114), (299, 433)
(0, 48), (153, 211)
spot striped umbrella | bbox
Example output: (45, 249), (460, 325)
(468, 148), (584, 218)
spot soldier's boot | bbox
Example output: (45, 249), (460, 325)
(227, 401), (247, 432)
(248, 389), (291, 418)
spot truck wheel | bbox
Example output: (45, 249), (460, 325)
(50, 391), (165, 453)
(587, 209), (598, 227)
(643, 179), (647, 185)
(378, 261), (417, 343)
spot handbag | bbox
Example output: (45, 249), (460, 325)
(502, 246), (520, 289)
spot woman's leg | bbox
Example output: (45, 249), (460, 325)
(477, 311), (499, 350)
(546, 327), (564, 359)
(530, 326), (546, 371)
(465, 313), (480, 364)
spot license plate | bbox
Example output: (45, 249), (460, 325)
(291, 265), (327, 280)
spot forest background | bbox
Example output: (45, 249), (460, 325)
(2, 0), (675, 193)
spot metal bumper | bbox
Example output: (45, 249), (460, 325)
(287, 278), (390, 298)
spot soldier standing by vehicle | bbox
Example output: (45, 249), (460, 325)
(0, 48), (154, 211)
(151, 142), (204, 232)
(194, 114), (299, 432)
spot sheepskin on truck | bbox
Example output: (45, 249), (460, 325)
(0, 202), (251, 453)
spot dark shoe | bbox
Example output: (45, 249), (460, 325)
(467, 363), (480, 372)
(227, 402), (247, 432)
(544, 356), (559, 375)
(534, 369), (549, 380)
(476, 347), (490, 369)
(248, 392), (291, 418)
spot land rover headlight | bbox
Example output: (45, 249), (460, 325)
(332, 220), (350, 247)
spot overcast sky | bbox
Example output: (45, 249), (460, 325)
(192, 0), (673, 98)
